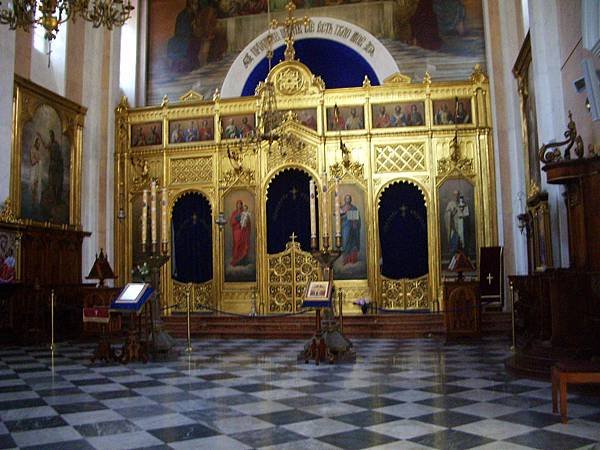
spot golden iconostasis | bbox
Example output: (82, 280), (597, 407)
(114, 60), (496, 316)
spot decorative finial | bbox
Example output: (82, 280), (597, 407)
(528, 180), (541, 198)
(470, 64), (487, 83)
(422, 71), (432, 85)
(271, 1), (310, 62)
(212, 88), (221, 101)
(362, 76), (371, 88)
(116, 95), (130, 114)
(161, 95), (169, 108)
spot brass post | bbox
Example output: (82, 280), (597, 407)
(185, 283), (192, 353)
(50, 289), (55, 352)
(510, 281), (515, 351)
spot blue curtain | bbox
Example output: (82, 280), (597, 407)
(171, 192), (213, 283)
(242, 39), (380, 96)
(267, 169), (317, 254)
(378, 182), (428, 279)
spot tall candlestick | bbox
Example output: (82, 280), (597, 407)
(309, 180), (316, 238)
(142, 189), (148, 246)
(161, 187), (168, 244)
(322, 173), (329, 238)
(150, 180), (157, 245)
(334, 178), (341, 238)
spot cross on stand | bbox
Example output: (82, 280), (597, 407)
(271, 1), (311, 62)
(486, 273), (494, 285)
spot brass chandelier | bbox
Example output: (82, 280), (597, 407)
(0, 0), (134, 41)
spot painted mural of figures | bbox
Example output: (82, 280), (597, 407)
(445, 189), (470, 254)
(408, 104), (424, 125)
(167, 0), (226, 74)
(224, 118), (239, 138)
(37, 129), (63, 204)
(240, 117), (253, 137)
(29, 137), (42, 205)
(409, 0), (443, 50)
(345, 108), (363, 129)
(390, 105), (407, 127)
(433, 0), (466, 35)
(435, 103), (453, 125)
(0, 248), (16, 284)
(375, 106), (391, 128)
(171, 123), (185, 143)
(340, 194), (361, 265)
(230, 199), (251, 266)
(455, 101), (470, 123)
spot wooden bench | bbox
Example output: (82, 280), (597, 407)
(551, 361), (600, 423)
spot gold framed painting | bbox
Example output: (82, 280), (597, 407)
(10, 76), (86, 227)
(0, 227), (20, 284)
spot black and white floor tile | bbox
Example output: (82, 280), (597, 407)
(0, 338), (599, 449)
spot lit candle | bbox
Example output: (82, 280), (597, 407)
(322, 173), (328, 238)
(309, 180), (316, 238)
(334, 178), (341, 238)
(142, 189), (148, 245)
(161, 187), (168, 244)
(150, 180), (157, 245)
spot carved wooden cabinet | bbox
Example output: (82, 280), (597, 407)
(443, 280), (480, 339)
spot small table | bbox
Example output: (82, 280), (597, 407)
(551, 361), (600, 423)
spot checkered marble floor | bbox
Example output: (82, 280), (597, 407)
(0, 338), (599, 449)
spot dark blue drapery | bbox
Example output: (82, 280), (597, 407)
(266, 169), (316, 254)
(171, 192), (213, 283)
(242, 39), (380, 96)
(378, 182), (428, 279)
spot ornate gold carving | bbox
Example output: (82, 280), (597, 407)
(0, 199), (19, 224)
(275, 67), (306, 95)
(130, 157), (150, 187)
(528, 179), (541, 199)
(422, 71), (432, 86)
(381, 275), (429, 310)
(172, 280), (213, 312)
(470, 64), (487, 84)
(362, 76), (371, 88)
(270, 1), (310, 62)
(222, 168), (256, 187)
(383, 72), (413, 84)
(170, 157), (213, 185)
(179, 90), (204, 102)
(267, 134), (316, 171)
(437, 135), (473, 176)
(267, 239), (320, 313)
(376, 143), (426, 173)
(330, 139), (365, 180)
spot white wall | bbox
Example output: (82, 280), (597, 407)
(0, 27), (16, 204)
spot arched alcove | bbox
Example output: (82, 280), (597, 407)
(171, 192), (213, 283)
(266, 168), (317, 254)
(378, 181), (428, 279)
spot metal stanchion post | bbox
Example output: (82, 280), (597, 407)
(50, 289), (55, 352)
(338, 290), (343, 333)
(185, 283), (192, 353)
(510, 281), (516, 351)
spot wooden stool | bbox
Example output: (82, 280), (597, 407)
(551, 361), (600, 423)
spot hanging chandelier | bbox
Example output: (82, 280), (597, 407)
(0, 0), (134, 41)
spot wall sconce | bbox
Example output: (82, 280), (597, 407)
(215, 212), (228, 231)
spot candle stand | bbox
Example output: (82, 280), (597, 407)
(298, 235), (356, 364)
(136, 242), (177, 361)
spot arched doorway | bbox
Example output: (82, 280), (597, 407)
(377, 181), (430, 310)
(171, 192), (212, 283)
(265, 168), (321, 312)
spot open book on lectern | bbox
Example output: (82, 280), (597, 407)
(110, 283), (154, 314)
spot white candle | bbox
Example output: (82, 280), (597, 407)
(150, 180), (157, 245)
(322, 173), (328, 237)
(142, 189), (148, 245)
(334, 178), (341, 238)
(309, 180), (316, 238)
(161, 187), (168, 244)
